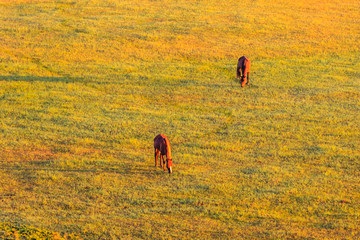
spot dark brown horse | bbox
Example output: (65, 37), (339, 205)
(237, 56), (251, 87)
(154, 134), (173, 174)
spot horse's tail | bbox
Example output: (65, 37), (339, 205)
(237, 57), (242, 78)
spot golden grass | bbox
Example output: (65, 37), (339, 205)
(0, 0), (359, 239)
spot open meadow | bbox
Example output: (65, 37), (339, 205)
(0, 0), (359, 239)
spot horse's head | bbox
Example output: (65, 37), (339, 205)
(167, 159), (173, 174)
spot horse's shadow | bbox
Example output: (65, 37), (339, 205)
(0, 75), (79, 83)
(0, 75), (118, 85)
(0, 161), (165, 177)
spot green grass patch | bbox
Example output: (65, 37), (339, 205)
(0, 0), (359, 239)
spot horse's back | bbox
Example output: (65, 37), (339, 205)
(154, 134), (166, 149)
(238, 56), (251, 76)
(238, 56), (250, 66)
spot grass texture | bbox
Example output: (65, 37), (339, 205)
(0, 0), (359, 239)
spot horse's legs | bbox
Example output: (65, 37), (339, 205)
(241, 76), (246, 87)
(155, 149), (159, 166)
(246, 72), (250, 85)
(161, 155), (166, 171)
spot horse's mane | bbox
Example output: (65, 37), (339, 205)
(164, 137), (172, 160)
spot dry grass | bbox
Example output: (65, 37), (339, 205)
(0, 0), (359, 239)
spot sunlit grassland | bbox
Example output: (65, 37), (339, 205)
(0, 0), (359, 239)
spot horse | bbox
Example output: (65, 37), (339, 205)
(154, 134), (173, 174)
(237, 56), (251, 87)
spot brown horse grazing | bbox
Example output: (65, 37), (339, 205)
(154, 134), (173, 174)
(237, 56), (251, 87)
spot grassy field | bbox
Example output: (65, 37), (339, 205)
(0, 0), (359, 239)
